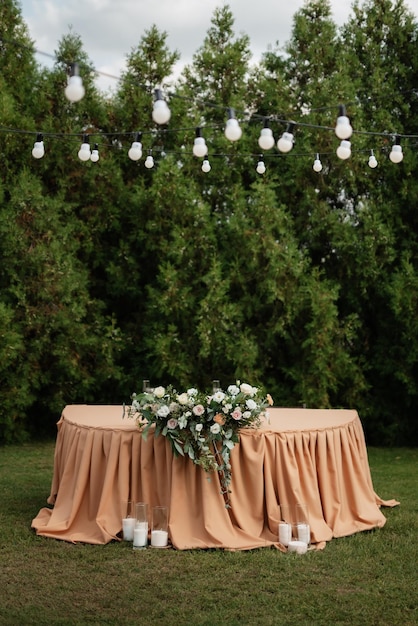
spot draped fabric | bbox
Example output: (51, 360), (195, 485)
(32, 405), (398, 548)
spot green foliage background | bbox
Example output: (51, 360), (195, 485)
(1, 0), (417, 445)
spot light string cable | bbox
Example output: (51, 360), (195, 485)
(1, 37), (418, 166)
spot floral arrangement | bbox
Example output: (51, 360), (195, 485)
(126, 382), (273, 506)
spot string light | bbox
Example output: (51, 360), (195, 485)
(336, 140), (351, 160)
(277, 123), (295, 153)
(78, 135), (91, 161)
(145, 150), (154, 168)
(313, 153), (322, 172)
(368, 149), (378, 168)
(64, 63), (85, 103)
(128, 132), (143, 161)
(152, 89), (171, 125)
(335, 104), (353, 140)
(256, 156), (266, 174)
(202, 158), (211, 173)
(224, 108), (242, 142)
(90, 143), (99, 162)
(192, 128), (208, 157)
(389, 136), (403, 163)
(32, 133), (45, 159)
(258, 120), (275, 151)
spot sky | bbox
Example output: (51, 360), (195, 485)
(18, 0), (418, 91)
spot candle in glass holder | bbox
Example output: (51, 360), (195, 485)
(122, 517), (136, 541)
(151, 529), (168, 547)
(133, 522), (148, 549)
(297, 523), (311, 545)
(151, 505), (169, 547)
(278, 522), (292, 546)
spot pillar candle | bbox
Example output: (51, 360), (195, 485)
(122, 517), (136, 541)
(151, 529), (168, 547)
(278, 522), (292, 546)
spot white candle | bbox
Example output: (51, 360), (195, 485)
(278, 522), (292, 546)
(297, 523), (311, 545)
(122, 517), (136, 541)
(151, 529), (168, 547)
(133, 523), (148, 549)
(288, 540), (308, 555)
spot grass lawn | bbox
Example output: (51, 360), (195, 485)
(0, 442), (416, 625)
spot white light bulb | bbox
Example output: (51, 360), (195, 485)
(65, 75), (85, 103)
(335, 115), (353, 140)
(336, 140), (351, 160)
(193, 137), (208, 157)
(256, 160), (266, 174)
(224, 118), (242, 142)
(152, 99), (171, 125)
(128, 141), (143, 161)
(368, 152), (378, 168)
(313, 156), (322, 172)
(32, 140), (45, 159)
(78, 141), (91, 161)
(277, 131), (294, 153)
(258, 127), (275, 151)
(389, 144), (403, 163)
(90, 146), (99, 162)
(202, 159), (211, 173)
(145, 155), (154, 169)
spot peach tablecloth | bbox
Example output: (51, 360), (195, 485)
(32, 405), (398, 548)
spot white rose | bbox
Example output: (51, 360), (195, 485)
(157, 405), (170, 417)
(246, 399), (257, 410)
(154, 386), (166, 398)
(210, 423), (221, 434)
(243, 411), (252, 419)
(177, 393), (189, 405)
(195, 423), (203, 432)
(240, 383), (254, 396)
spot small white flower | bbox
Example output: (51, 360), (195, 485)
(177, 393), (189, 405)
(246, 399), (257, 410)
(240, 383), (254, 396)
(154, 386), (166, 398)
(210, 423), (221, 434)
(224, 403), (232, 413)
(213, 391), (225, 402)
(195, 423), (203, 432)
(227, 385), (240, 396)
(157, 405), (170, 417)
(243, 410), (252, 419)
(187, 388), (198, 396)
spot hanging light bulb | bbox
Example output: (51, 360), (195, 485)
(335, 104), (353, 140)
(312, 153), (322, 172)
(32, 133), (45, 159)
(128, 132), (143, 161)
(144, 150), (154, 169)
(64, 62), (85, 103)
(202, 159), (211, 173)
(389, 136), (403, 163)
(277, 123), (295, 153)
(256, 156), (266, 174)
(193, 128), (208, 157)
(90, 143), (99, 162)
(258, 120), (275, 150)
(336, 140), (351, 160)
(368, 150), (378, 168)
(224, 108), (242, 142)
(78, 135), (91, 161)
(152, 88), (171, 125)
